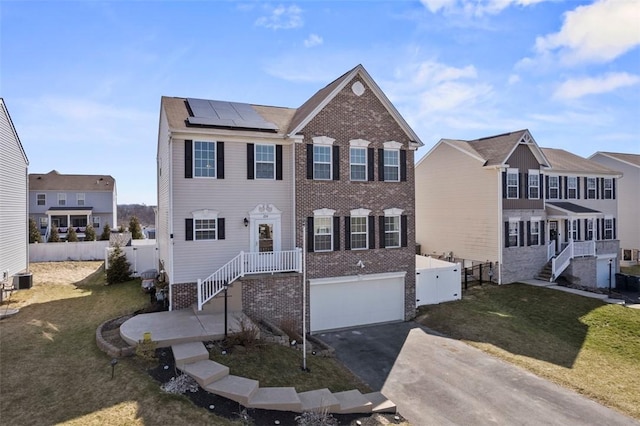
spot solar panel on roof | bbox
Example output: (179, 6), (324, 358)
(186, 98), (278, 131)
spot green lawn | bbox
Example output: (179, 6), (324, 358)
(416, 283), (640, 420)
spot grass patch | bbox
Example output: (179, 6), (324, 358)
(621, 264), (640, 276)
(210, 343), (371, 393)
(416, 283), (640, 420)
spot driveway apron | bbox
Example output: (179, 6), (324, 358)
(316, 322), (638, 426)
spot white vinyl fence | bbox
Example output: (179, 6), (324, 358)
(105, 243), (158, 276)
(30, 241), (110, 262)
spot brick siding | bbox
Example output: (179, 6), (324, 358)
(171, 282), (197, 310)
(240, 273), (303, 332)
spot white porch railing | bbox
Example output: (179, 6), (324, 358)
(197, 249), (302, 311)
(547, 241), (555, 261)
(551, 240), (596, 280)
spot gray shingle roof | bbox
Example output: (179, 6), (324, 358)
(541, 148), (619, 175)
(547, 202), (601, 214)
(593, 152), (640, 168)
(29, 170), (115, 191)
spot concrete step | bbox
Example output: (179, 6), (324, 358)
(180, 359), (229, 387)
(204, 375), (259, 406)
(248, 387), (302, 412)
(364, 391), (397, 413)
(297, 388), (340, 413)
(333, 389), (372, 414)
(172, 342), (209, 369)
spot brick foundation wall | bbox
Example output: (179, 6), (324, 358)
(562, 256), (597, 288)
(171, 282), (197, 310)
(241, 273), (303, 333)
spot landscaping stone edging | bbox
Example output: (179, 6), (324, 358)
(96, 315), (136, 358)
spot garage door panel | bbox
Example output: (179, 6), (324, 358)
(310, 276), (404, 333)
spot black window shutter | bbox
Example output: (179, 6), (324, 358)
(306, 144), (313, 180)
(563, 176), (568, 199)
(541, 221), (545, 245)
(564, 220), (569, 241)
(526, 221), (531, 246)
(597, 219), (601, 240)
(217, 142), (224, 179)
(519, 221), (525, 246)
(524, 173), (529, 198)
(344, 217), (351, 250)
(400, 150), (407, 182)
(307, 217), (314, 252)
(367, 148), (375, 181)
(333, 216), (340, 251)
(545, 175), (549, 199)
(577, 220), (581, 240)
(558, 176), (563, 199)
(584, 219), (588, 239)
(218, 218), (225, 240)
(185, 218), (193, 241)
(504, 222), (509, 247)
(378, 149), (385, 181)
(276, 145), (283, 180)
(502, 172), (507, 198)
(519, 173), (524, 198)
(584, 177), (588, 198)
(612, 179), (616, 199)
(368, 216), (375, 249)
(613, 218), (617, 239)
(401, 215), (408, 248)
(379, 216), (386, 248)
(247, 144), (255, 180)
(332, 146), (340, 181)
(599, 178), (604, 199)
(577, 179), (581, 199)
(185, 140), (193, 179)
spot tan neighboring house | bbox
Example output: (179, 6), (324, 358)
(0, 99), (29, 286)
(156, 64), (422, 333)
(416, 129), (621, 287)
(589, 152), (640, 265)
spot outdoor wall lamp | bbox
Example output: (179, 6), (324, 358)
(243, 218), (249, 227)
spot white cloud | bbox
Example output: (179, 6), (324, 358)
(420, 0), (547, 16)
(534, 0), (640, 65)
(255, 4), (303, 30)
(508, 74), (520, 85)
(304, 33), (323, 48)
(553, 72), (640, 100)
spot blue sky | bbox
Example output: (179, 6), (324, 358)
(1, 0), (638, 205)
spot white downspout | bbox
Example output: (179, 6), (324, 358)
(497, 168), (503, 285)
(168, 134), (175, 310)
(292, 140), (296, 249)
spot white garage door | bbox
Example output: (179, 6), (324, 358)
(310, 272), (405, 333)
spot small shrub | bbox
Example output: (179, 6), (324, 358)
(84, 223), (96, 241)
(235, 408), (254, 426)
(67, 226), (78, 242)
(106, 244), (131, 285)
(279, 318), (302, 343)
(48, 227), (60, 242)
(226, 316), (259, 349)
(100, 223), (111, 241)
(160, 374), (198, 394)
(295, 408), (338, 426)
(129, 216), (144, 240)
(135, 338), (157, 361)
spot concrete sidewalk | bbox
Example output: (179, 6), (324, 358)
(520, 279), (639, 307)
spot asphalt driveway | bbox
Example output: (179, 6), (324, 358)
(316, 322), (638, 426)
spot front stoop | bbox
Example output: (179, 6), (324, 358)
(205, 375), (259, 406)
(365, 391), (397, 413)
(172, 341), (209, 369)
(297, 388), (341, 412)
(180, 359), (229, 387)
(248, 387), (302, 411)
(333, 390), (372, 414)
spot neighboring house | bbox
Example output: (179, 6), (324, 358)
(29, 170), (117, 241)
(156, 64), (422, 333)
(0, 98), (29, 285)
(589, 152), (640, 264)
(415, 129), (620, 287)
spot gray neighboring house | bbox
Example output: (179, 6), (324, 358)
(29, 171), (117, 241)
(0, 98), (29, 284)
(589, 151), (640, 264)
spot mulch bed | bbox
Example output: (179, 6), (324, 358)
(147, 348), (405, 426)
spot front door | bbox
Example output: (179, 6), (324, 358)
(258, 222), (274, 252)
(250, 218), (280, 253)
(549, 221), (558, 252)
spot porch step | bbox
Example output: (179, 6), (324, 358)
(364, 391), (397, 413)
(248, 387), (302, 412)
(535, 261), (554, 282)
(172, 342), (209, 369)
(333, 389), (372, 414)
(297, 388), (340, 412)
(204, 375), (259, 406)
(180, 359), (229, 387)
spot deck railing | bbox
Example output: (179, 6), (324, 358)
(551, 240), (596, 280)
(197, 249), (302, 310)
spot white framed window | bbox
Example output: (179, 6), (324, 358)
(604, 218), (613, 240)
(350, 147), (367, 181)
(508, 221), (519, 247)
(586, 219), (594, 241)
(76, 193), (85, 206)
(194, 141), (216, 178)
(548, 176), (559, 199)
(587, 177), (596, 199)
(604, 178), (613, 199)
(39, 217), (48, 229)
(255, 144), (275, 179)
(506, 169), (519, 199)
(384, 216), (401, 248)
(383, 149), (400, 181)
(567, 177), (577, 199)
(530, 221), (540, 245)
(37, 193), (46, 206)
(569, 219), (578, 241)
(313, 145), (332, 180)
(350, 216), (368, 250)
(314, 217), (333, 251)
(528, 171), (539, 199)
(57, 193), (66, 206)
(195, 219), (217, 240)
(92, 216), (101, 228)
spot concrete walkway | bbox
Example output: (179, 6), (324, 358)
(520, 278), (640, 307)
(317, 322), (639, 425)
